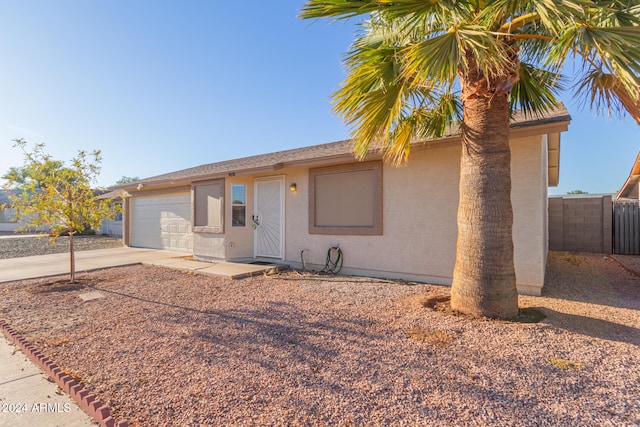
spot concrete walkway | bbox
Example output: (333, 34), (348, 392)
(0, 336), (95, 427)
(0, 247), (280, 283)
(0, 247), (185, 283)
(0, 247), (284, 426)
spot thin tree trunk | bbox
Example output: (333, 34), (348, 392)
(69, 232), (76, 283)
(450, 77), (519, 318)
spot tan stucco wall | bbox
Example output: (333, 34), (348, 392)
(192, 176), (255, 261)
(193, 233), (226, 259)
(281, 144), (460, 285)
(285, 145), (461, 283)
(190, 135), (549, 295)
(511, 135), (548, 294)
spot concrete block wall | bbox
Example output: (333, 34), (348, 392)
(548, 197), (564, 251)
(548, 195), (612, 254)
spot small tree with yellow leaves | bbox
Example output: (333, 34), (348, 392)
(2, 139), (119, 282)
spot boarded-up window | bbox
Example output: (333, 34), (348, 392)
(193, 180), (224, 233)
(309, 162), (382, 235)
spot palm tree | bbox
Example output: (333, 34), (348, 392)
(301, 1), (640, 318)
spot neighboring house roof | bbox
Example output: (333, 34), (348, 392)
(96, 189), (125, 201)
(114, 104), (570, 191)
(617, 150), (640, 200)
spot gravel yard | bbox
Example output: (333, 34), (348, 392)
(0, 234), (123, 259)
(0, 252), (639, 426)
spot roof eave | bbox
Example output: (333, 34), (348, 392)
(617, 150), (640, 199)
(123, 106), (571, 191)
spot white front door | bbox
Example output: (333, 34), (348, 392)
(254, 176), (284, 259)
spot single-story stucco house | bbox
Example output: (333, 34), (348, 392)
(0, 190), (19, 232)
(0, 190), (51, 233)
(3, 188), (115, 236)
(98, 192), (124, 237)
(113, 105), (570, 296)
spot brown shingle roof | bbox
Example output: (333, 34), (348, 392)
(116, 103), (570, 189)
(131, 139), (354, 187)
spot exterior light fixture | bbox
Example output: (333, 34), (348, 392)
(290, 183), (297, 192)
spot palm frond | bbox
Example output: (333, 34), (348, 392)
(333, 22), (406, 122)
(510, 62), (563, 117)
(575, 68), (640, 124)
(589, 27), (638, 97)
(301, 0), (640, 169)
(455, 26), (512, 78)
(352, 91), (461, 165)
(547, 23), (640, 88)
(586, 0), (640, 26)
(414, 92), (463, 139)
(333, 32), (411, 159)
(404, 25), (511, 85)
(534, 0), (589, 33)
(300, 0), (378, 20)
(300, 0), (470, 21)
(332, 16), (464, 165)
(379, 110), (421, 165)
(403, 31), (461, 83)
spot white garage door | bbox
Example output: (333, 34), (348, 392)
(130, 193), (193, 252)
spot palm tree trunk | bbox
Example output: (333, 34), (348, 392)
(450, 86), (519, 318)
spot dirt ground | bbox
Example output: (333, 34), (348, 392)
(0, 234), (122, 259)
(0, 252), (638, 426)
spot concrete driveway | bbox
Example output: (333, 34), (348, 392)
(0, 247), (285, 283)
(0, 247), (187, 283)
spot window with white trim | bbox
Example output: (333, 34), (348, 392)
(231, 184), (246, 227)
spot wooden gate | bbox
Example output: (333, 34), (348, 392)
(613, 201), (640, 255)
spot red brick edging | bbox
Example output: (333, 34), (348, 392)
(0, 320), (128, 427)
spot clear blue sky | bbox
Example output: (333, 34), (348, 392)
(1, 1), (638, 195)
